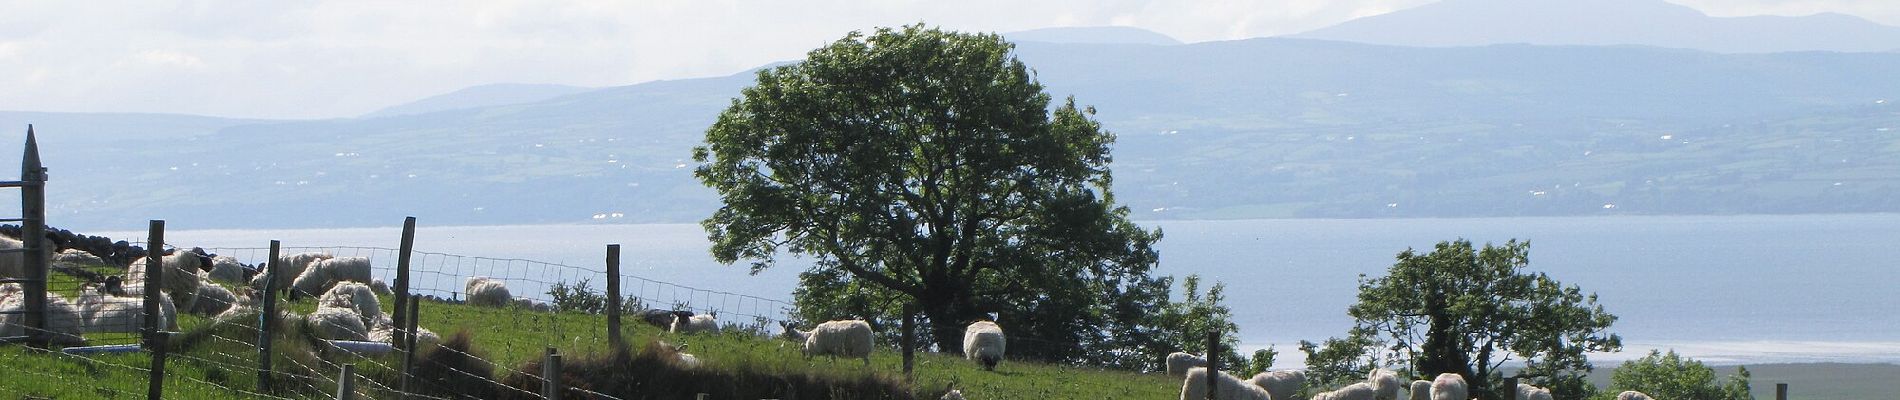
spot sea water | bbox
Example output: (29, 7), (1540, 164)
(106, 214), (1900, 366)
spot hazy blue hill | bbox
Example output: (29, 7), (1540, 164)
(8, 39), (1900, 229)
(1005, 26), (1182, 45)
(1293, 0), (1900, 53)
(361, 83), (596, 118)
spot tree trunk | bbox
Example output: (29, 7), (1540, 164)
(919, 289), (972, 354)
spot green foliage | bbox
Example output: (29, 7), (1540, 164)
(546, 278), (607, 314)
(1242, 347), (1279, 378)
(1147, 274), (1249, 373)
(1299, 329), (1381, 389)
(1599, 350), (1752, 400)
(1308, 239), (1621, 400)
(693, 24), (1169, 367)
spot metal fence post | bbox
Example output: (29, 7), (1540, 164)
(1205, 330), (1218, 400)
(144, 220), (166, 400)
(337, 363), (357, 400)
(258, 240), (281, 394)
(606, 244), (622, 349)
(543, 347), (563, 400)
(18, 126), (46, 348)
(393, 217), (415, 351)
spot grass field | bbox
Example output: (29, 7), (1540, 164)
(0, 294), (1181, 399)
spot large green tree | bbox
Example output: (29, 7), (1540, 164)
(1305, 239), (1621, 400)
(692, 25), (1169, 363)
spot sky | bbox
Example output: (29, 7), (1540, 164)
(2, 0), (1898, 120)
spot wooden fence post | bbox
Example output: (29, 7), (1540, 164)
(257, 240), (281, 394)
(144, 220), (166, 400)
(901, 304), (915, 378)
(543, 347), (563, 400)
(17, 126), (46, 348)
(400, 294), (420, 398)
(392, 217), (415, 352)
(337, 363), (357, 400)
(1205, 330), (1218, 400)
(1776, 383), (1788, 400)
(1503, 377), (1518, 400)
(606, 244), (622, 349)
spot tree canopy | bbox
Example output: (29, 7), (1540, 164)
(1602, 350), (1752, 400)
(1304, 239), (1621, 400)
(692, 24), (1171, 365)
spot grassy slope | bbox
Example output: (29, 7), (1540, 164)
(0, 296), (1179, 399)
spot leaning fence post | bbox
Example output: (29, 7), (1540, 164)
(605, 244), (622, 349)
(1776, 383), (1788, 400)
(392, 217), (416, 352)
(144, 220), (167, 400)
(400, 294), (420, 398)
(1503, 377), (1518, 400)
(258, 240), (281, 394)
(543, 347), (563, 400)
(18, 126), (47, 348)
(1205, 329), (1218, 400)
(337, 363), (357, 400)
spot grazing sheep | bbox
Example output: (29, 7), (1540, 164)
(1615, 391), (1653, 400)
(639, 309), (693, 329)
(1317, 382), (1377, 400)
(1179, 367), (1271, 400)
(463, 276), (510, 307)
(670, 314), (719, 334)
(0, 283), (87, 345)
(307, 305), (369, 341)
(1431, 373), (1468, 400)
(962, 320), (1006, 371)
(1249, 370), (1307, 400)
(1409, 379), (1432, 400)
(125, 249), (213, 312)
(72, 282), (178, 333)
(188, 283), (240, 316)
(1369, 368), (1403, 400)
(205, 255), (249, 284)
(782, 319), (873, 365)
(251, 252), (335, 293)
(1517, 383), (1554, 400)
(1166, 352), (1208, 376)
(290, 256), (372, 298)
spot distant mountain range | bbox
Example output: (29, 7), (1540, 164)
(362, 83), (597, 118)
(5, 13), (1900, 230)
(1292, 0), (1900, 53)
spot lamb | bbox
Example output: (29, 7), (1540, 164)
(1179, 367), (1271, 400)
(962, 320), (1006, 371)
(72, 282), (178, 333)
(1369, 368), (1403, 400)
(251, 252), (335, 293)
(1249, 370), (1306, 400)
(1431, 373), (1467, 400)
(1315, 382), (1377, 400)
(0, 283), (87, 345)
(782, 319), (873, 365)
(204, 255), (250, 284)
(1615, 391), (1653, 400)
(1516, 383), (1554, 400)
(670, 313), (719, 334)
(1166, 352), (1208, 376)
(125, 249), (214, 312)
(290, 256), (373, 298)
(463, 276), (511, 307)
(1409, 379), (1432, 400)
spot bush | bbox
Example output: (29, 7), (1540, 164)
(546, 279), (606, 314)
(1599, 350), (1751, 400)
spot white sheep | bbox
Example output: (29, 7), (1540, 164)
(307, 305), (368, 341)
(962, 320), (1006, 371)
(369, 279), (391, 296)
(670, 314), (719, 334)
(1369, 368), (1403, 400)
(72, 283), (177, 333)
(205, 255), (249, 284)
(290, 256), (372, 298)
(319, 282), (382, 322)
(52, 248), (105, 267)
(783, 319), (873, 365)
(463, 276), (510, 307)
(1431, 373), (1467, 400)
(1409, 379), (1432, 400)
(187, 283), (240, 316)
(1517, 383), (1554, 400)
(1179, 367), (1271, 400)
(251, 252), (335, 293)
(125, 250), (213, 312)
(1615, 390), (1653, 400)
(657, 341), (702, 369)
(1166, 352), (1208, 376)
(1316, 382), (1377, 400)
(366, 314), (441, 350)
(0, 236), (53, 279)
(1248, 370), (1306, 400)
(0, 283), (87, 345)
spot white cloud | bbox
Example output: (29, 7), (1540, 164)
(0, 0), (1891, 119)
